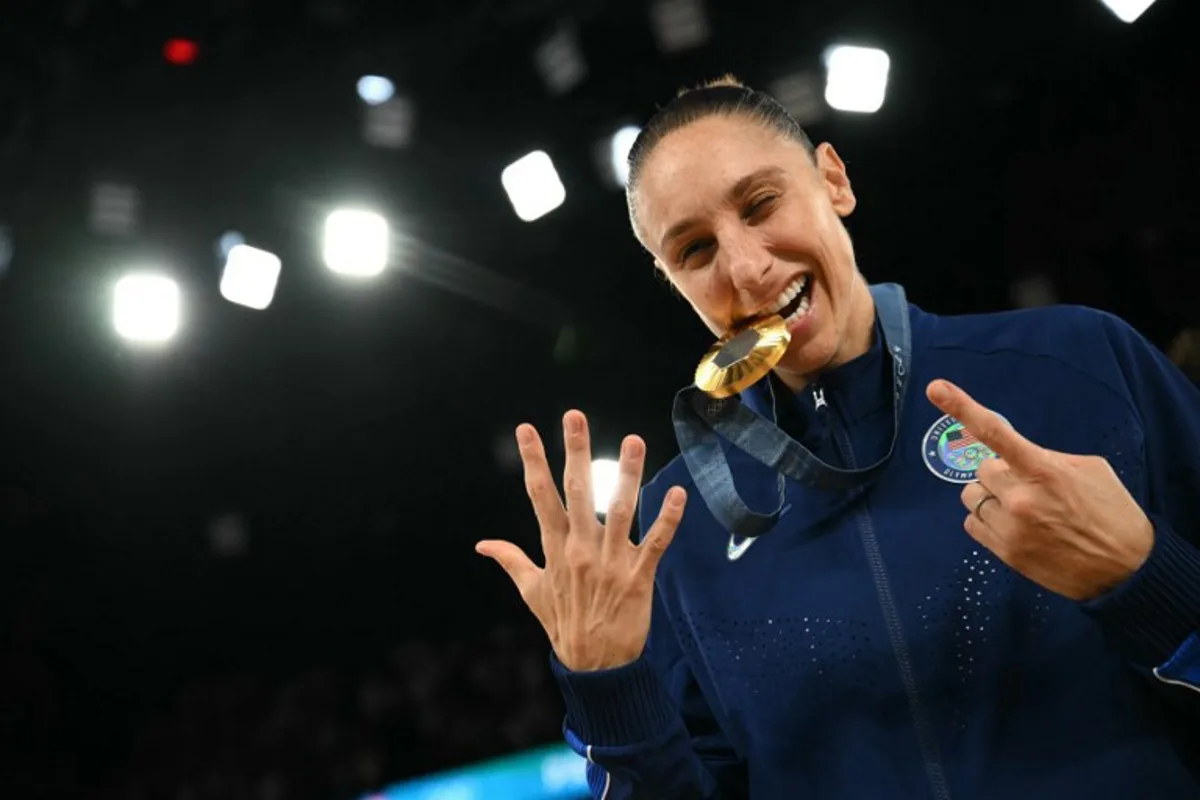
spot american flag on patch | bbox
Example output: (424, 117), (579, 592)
(945, 427), (979, 451)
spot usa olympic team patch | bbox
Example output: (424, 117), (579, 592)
(922, 414), (999, 484)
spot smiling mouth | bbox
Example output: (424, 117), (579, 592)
(775, 276), (813, 322)
(734, 274), (813, 330)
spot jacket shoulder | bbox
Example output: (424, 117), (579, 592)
(917, 303), (1132, 359)
(914, 302), (1160, 418)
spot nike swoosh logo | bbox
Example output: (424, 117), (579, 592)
(727, 536), (757, 561)
(726, 504), (791, 561)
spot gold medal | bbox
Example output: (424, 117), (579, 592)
(694, 314), (792, 398)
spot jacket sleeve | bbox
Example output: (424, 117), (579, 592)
(1081, 312), (1200, 706)
(550, 487), (748, 799)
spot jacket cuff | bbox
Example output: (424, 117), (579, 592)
(1083, 516), (1200, 667)
(550, 651), (679, 747)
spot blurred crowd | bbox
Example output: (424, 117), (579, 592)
(116, 625), (563, 800)
(3, 611), (564, 800)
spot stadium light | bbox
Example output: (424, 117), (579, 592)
(823, 45), (890, 114)
(357, 75), (395, 106)
(609, 125), (640, 187)
(591, 458), (621, 515)
(1098, 0), (1156, 22)
(501, 150), (566, 222)
(323, 209), (390, 278)
(163, 38), (200, 66)
(113, 272), (181, 344)
(220, 244), (281, 310)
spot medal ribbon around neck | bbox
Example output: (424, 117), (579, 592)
(673, 283), (912, 539)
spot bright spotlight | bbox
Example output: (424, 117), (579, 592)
(823, 45), (890, 113)
(357, 75), (395, 106)
(501, 150), (566, 222)
(1098, 0), (1156, 22)
(220, 244), (281, 310)
(610, 126), (640, 187)
(591, 458), (621, 515)
(113, 272), (181, 344)
(323, 209), (390, 278)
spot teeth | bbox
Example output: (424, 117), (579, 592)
(770, 275), (809, 314)
(785, 293), (812, 323)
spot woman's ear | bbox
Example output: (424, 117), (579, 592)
(814, 142), (857, 217)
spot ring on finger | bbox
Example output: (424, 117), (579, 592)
(973, 492), (998, 520)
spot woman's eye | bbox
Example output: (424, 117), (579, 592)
(680, 239), (713, 264)
(745, 195), (777, 218)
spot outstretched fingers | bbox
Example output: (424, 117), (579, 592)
(516, 423), (568, 558)
(560, 410), (599, 538)
(475, 539), (542, 599)
(636, 487), (687, 577)
(603, 435), (647, 557)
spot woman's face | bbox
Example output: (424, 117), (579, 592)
(631, 114), (871, 382)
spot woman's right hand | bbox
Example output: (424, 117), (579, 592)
(476, 410), (687, 672)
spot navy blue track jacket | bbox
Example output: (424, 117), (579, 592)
(552, 286), (1200, 799)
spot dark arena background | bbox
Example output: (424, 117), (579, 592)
(2, 0), (1198, 798)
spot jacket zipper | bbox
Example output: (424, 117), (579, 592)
(823, 387), (953, 800)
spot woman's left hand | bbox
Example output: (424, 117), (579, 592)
(927, 379), (1155, 602)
